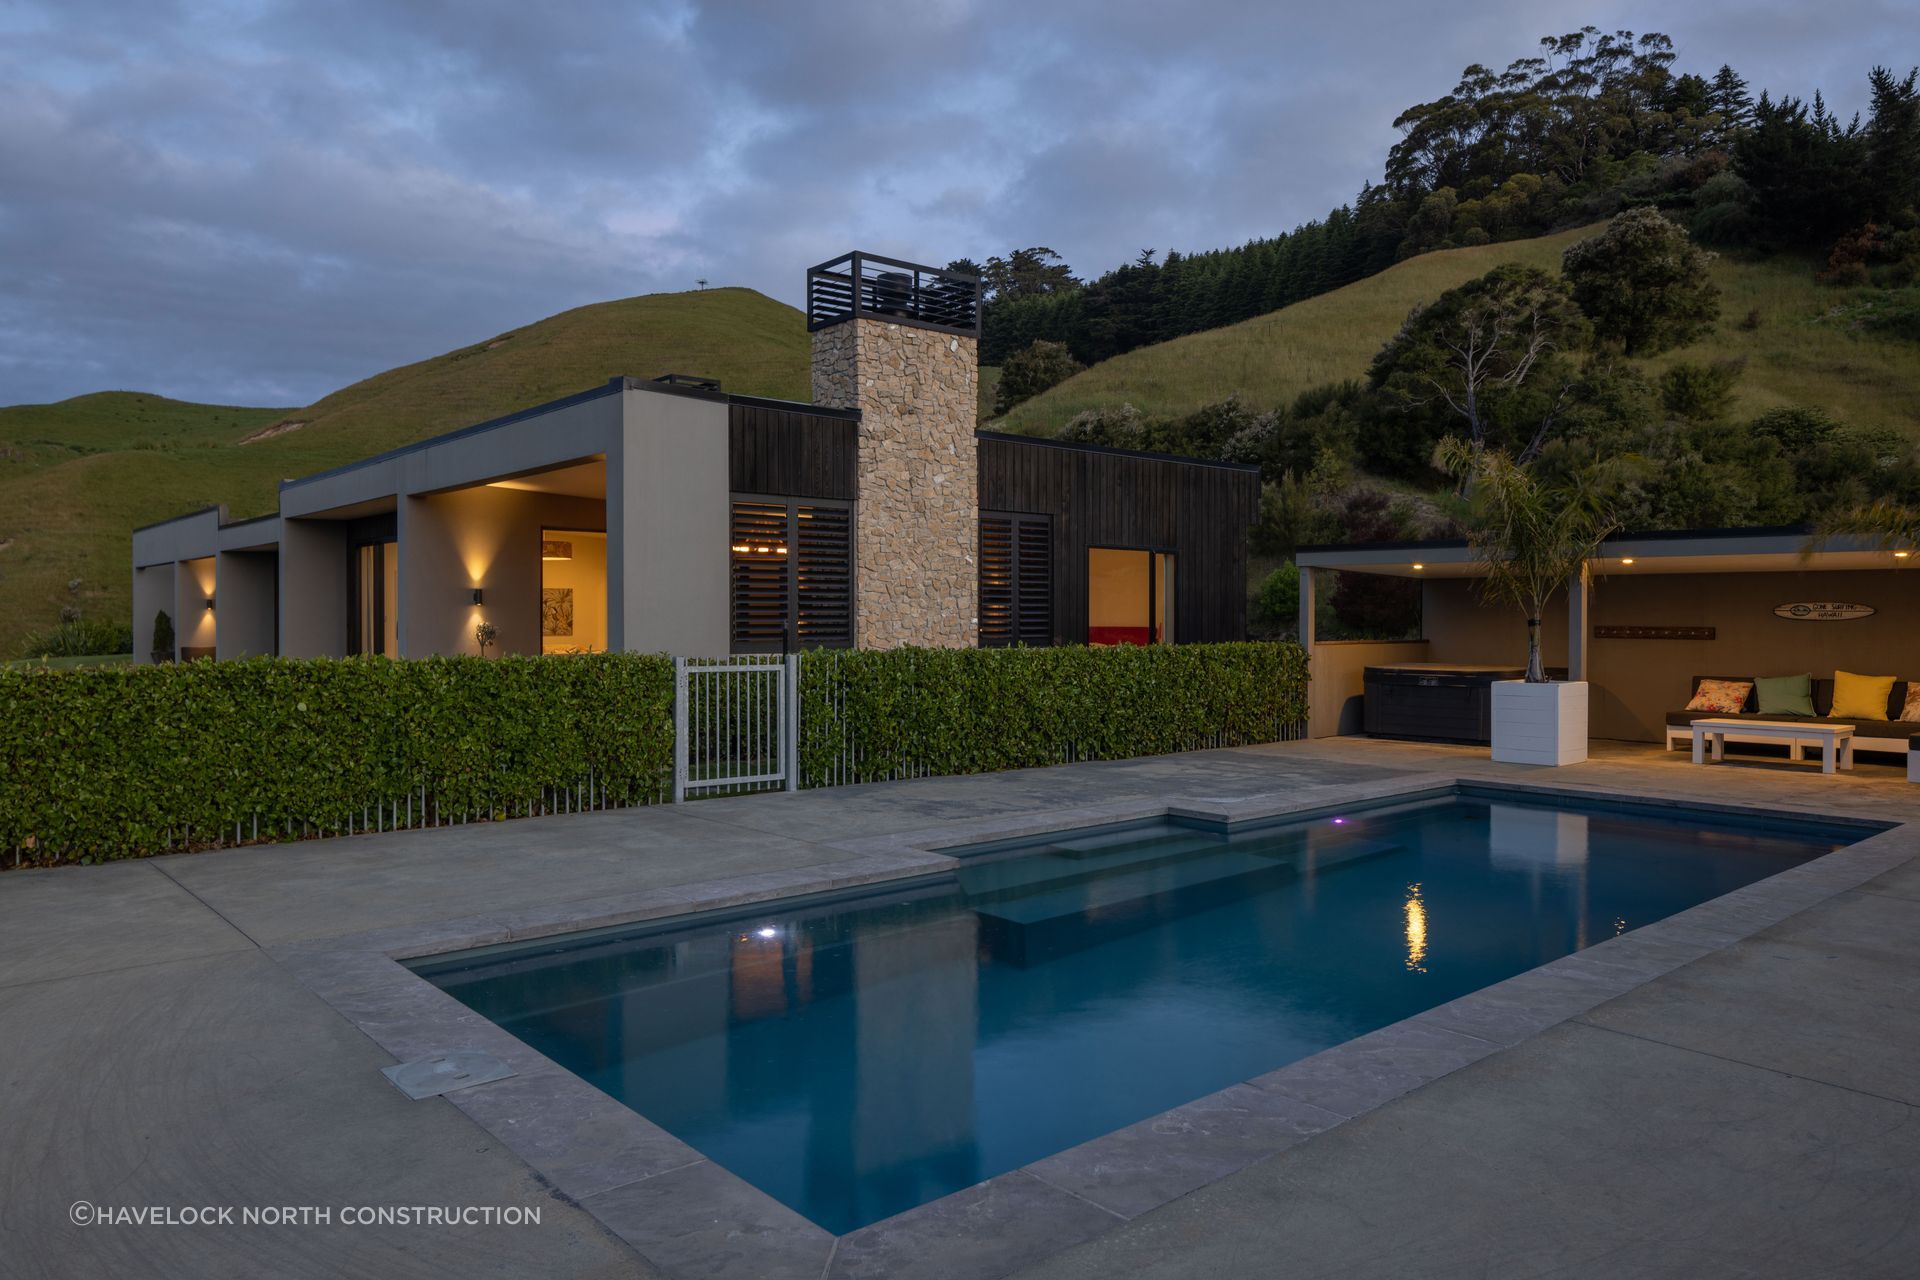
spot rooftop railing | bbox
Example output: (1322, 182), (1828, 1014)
(806, 252), (981, 337)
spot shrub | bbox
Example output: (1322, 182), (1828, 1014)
(0, 653), (675, 865)
(1252, 563), (1301, 635)
(21, 618), (134, 658)
(994, 339), (1084, 414)
(1563, 207), (1720, 355)
(797, 643), (1308, 787)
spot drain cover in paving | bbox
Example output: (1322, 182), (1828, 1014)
(381, 1051), (514, 1099)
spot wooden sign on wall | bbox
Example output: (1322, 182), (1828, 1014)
(1593, 625), (1716, 641)
(1773, 602), (1875, 621)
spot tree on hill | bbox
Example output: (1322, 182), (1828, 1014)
(994, 340), (1083, 415)
(1562, 208), (1719, 356)
(1368, 263), (1590, 467)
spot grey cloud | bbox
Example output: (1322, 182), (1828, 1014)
(0, 0), (1911, 407)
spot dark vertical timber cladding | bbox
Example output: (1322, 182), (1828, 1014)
(728, 403), (857, 500)
(977, 437), (1256, 644)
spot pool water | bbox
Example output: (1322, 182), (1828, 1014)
(414, 788), (1857, 1234)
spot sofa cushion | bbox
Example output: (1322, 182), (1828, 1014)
(1832, 670), (1897, 720)
(1685, 678), (1754, 715)
(1902, 686), (1920, 723)
(1754, 673), (1815, 717)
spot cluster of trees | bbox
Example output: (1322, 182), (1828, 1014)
(975, 30), (1920, 396)
(1057, 213), (1920, 637)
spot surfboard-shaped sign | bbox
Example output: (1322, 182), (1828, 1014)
(1774, 602), (1875, 621)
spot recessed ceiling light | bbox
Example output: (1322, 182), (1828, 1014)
(1620, 557), (1634, 565)
(1411, 563), (1424, 571)
(1895, 550), (1911, 559)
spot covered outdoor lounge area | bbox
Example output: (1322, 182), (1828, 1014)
(1297, 526), (1920, 764)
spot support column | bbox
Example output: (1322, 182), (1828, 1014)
(1567, 564), (1590, 682)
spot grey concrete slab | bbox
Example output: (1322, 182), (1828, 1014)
(827, 1171), (1121, 1280)
(448, 1068), (707, 1203)
(1011, 1023), (1920, 1280)
(1024, 1083), (1343, 1220)
(581, 1158), (832, 1280)
(1248, 1020), (1504, 1118)
(0, 861), (253, 987)
(0, 950), (646, 1280)
(1410, 962), (1623, 1048)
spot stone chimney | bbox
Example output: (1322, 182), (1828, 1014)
(807, 253), (981, 649)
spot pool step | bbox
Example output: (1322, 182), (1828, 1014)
(973, 835), (1402, 967)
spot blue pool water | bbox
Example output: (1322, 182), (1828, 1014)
(413, 787), (1860, 1234)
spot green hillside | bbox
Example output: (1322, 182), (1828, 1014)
(995, 228), (1920, 441)
(0, 287), (811, 657)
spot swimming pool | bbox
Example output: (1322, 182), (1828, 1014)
(412, 786), (1861, 1234)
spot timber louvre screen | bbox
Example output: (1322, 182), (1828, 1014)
(979, 512), (1052, 647)
(730, 497), (854, 653)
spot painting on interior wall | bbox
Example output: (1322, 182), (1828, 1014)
(542, 587), (574, 637)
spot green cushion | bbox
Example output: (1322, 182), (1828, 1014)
(1754, 672), (1815, 717)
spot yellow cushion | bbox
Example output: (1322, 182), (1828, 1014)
(1830, 670), (1896, 720)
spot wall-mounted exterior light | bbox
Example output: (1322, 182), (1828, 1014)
(470, 589), (485, 606)
(205, 597), (216, 611)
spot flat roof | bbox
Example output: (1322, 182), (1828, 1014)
(1296, 525), (1906, 577)
(280, 378), (857, 494)
(975, 429), (1263, 474)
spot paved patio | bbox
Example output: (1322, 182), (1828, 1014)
(3, 738), (1917, 1279)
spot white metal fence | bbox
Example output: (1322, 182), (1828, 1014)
(672, 654), (799, 802)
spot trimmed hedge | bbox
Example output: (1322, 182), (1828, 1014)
(2, 641), (1309, 867)
(0, 654), (674, 866)
(798, 642), (1308, 787)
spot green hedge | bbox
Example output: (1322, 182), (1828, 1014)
(798, 642), (1308, 787)
(0, 654), (674, 866)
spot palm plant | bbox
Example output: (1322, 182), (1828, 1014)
(1808, 499), (1920, 555)
(1434, 438), (1625, 683)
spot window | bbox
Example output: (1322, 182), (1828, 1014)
(979, 512), (1052, 647)
(730, 497), (853, 652)
(1087, 548), (1174, 645)
(350, 540), (398, 656)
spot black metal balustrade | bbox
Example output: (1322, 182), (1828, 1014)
(806, 252), (981, 336)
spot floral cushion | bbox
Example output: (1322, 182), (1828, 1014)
(1903, 686), (1920, 723)
(1684, 678), (1753, 715)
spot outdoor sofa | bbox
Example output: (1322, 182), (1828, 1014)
(1664, 674), (1916, 758)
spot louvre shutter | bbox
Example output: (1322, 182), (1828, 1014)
(979, 512), (1051, 647)
(796, 503), (854, 647)
(1014, 515), (1051, 645)
(979, 515), (1015, 646)
(730, 500), (790, 651)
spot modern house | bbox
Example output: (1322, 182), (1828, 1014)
(131, 253), (1258, 662)
(1297, 527), (1919, 748)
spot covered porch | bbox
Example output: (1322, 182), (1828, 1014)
(1298, 527), (1919, 755)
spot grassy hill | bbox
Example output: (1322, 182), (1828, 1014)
(0, 288), (811, 657)
(995, 226), (1920, 440)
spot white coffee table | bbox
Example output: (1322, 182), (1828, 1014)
(1689, 718), (1855, 773)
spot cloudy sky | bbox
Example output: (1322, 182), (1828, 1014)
(1, 0), (1910, 408)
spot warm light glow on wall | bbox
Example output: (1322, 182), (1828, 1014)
(1404, 883), (1429, 974)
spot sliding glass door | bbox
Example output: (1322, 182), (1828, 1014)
(350, 540), (398, 656)
(1087, 548), (1174, 645)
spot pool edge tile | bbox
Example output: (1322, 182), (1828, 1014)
(825, 1170), (1120, 1280)
(580, 1159), (834, 1280)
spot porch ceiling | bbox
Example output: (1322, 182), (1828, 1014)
(482, 458), (605, 500)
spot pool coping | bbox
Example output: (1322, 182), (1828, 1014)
(266, 771), (1920, 1280)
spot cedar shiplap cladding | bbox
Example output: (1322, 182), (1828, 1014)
(979, 512), (1052, 646)
(977, 436), (1258, 645)
(728, 402), (857, 500)
(729, 497), (854, 652)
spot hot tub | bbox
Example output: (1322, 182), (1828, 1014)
(1363, 663), (1541, 743)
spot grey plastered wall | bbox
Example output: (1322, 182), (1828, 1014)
(1421, 568), (1920, 742)
(214, 550), (278, 658)
(611, 389), (728, 655)
(401, 489), (606, 657)
(173, 557), (218, 657)
(279, 519), (348, 658)
(131, 564), (177, 663)
(1422, 578), (1571, 670)
(1587, 568), (1920, 741)
(1309, 639), (1434, 738)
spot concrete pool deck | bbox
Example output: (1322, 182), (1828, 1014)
(4, 738), (1919, 1278)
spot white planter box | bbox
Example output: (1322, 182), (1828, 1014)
(1490, 680), (1588, 766)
